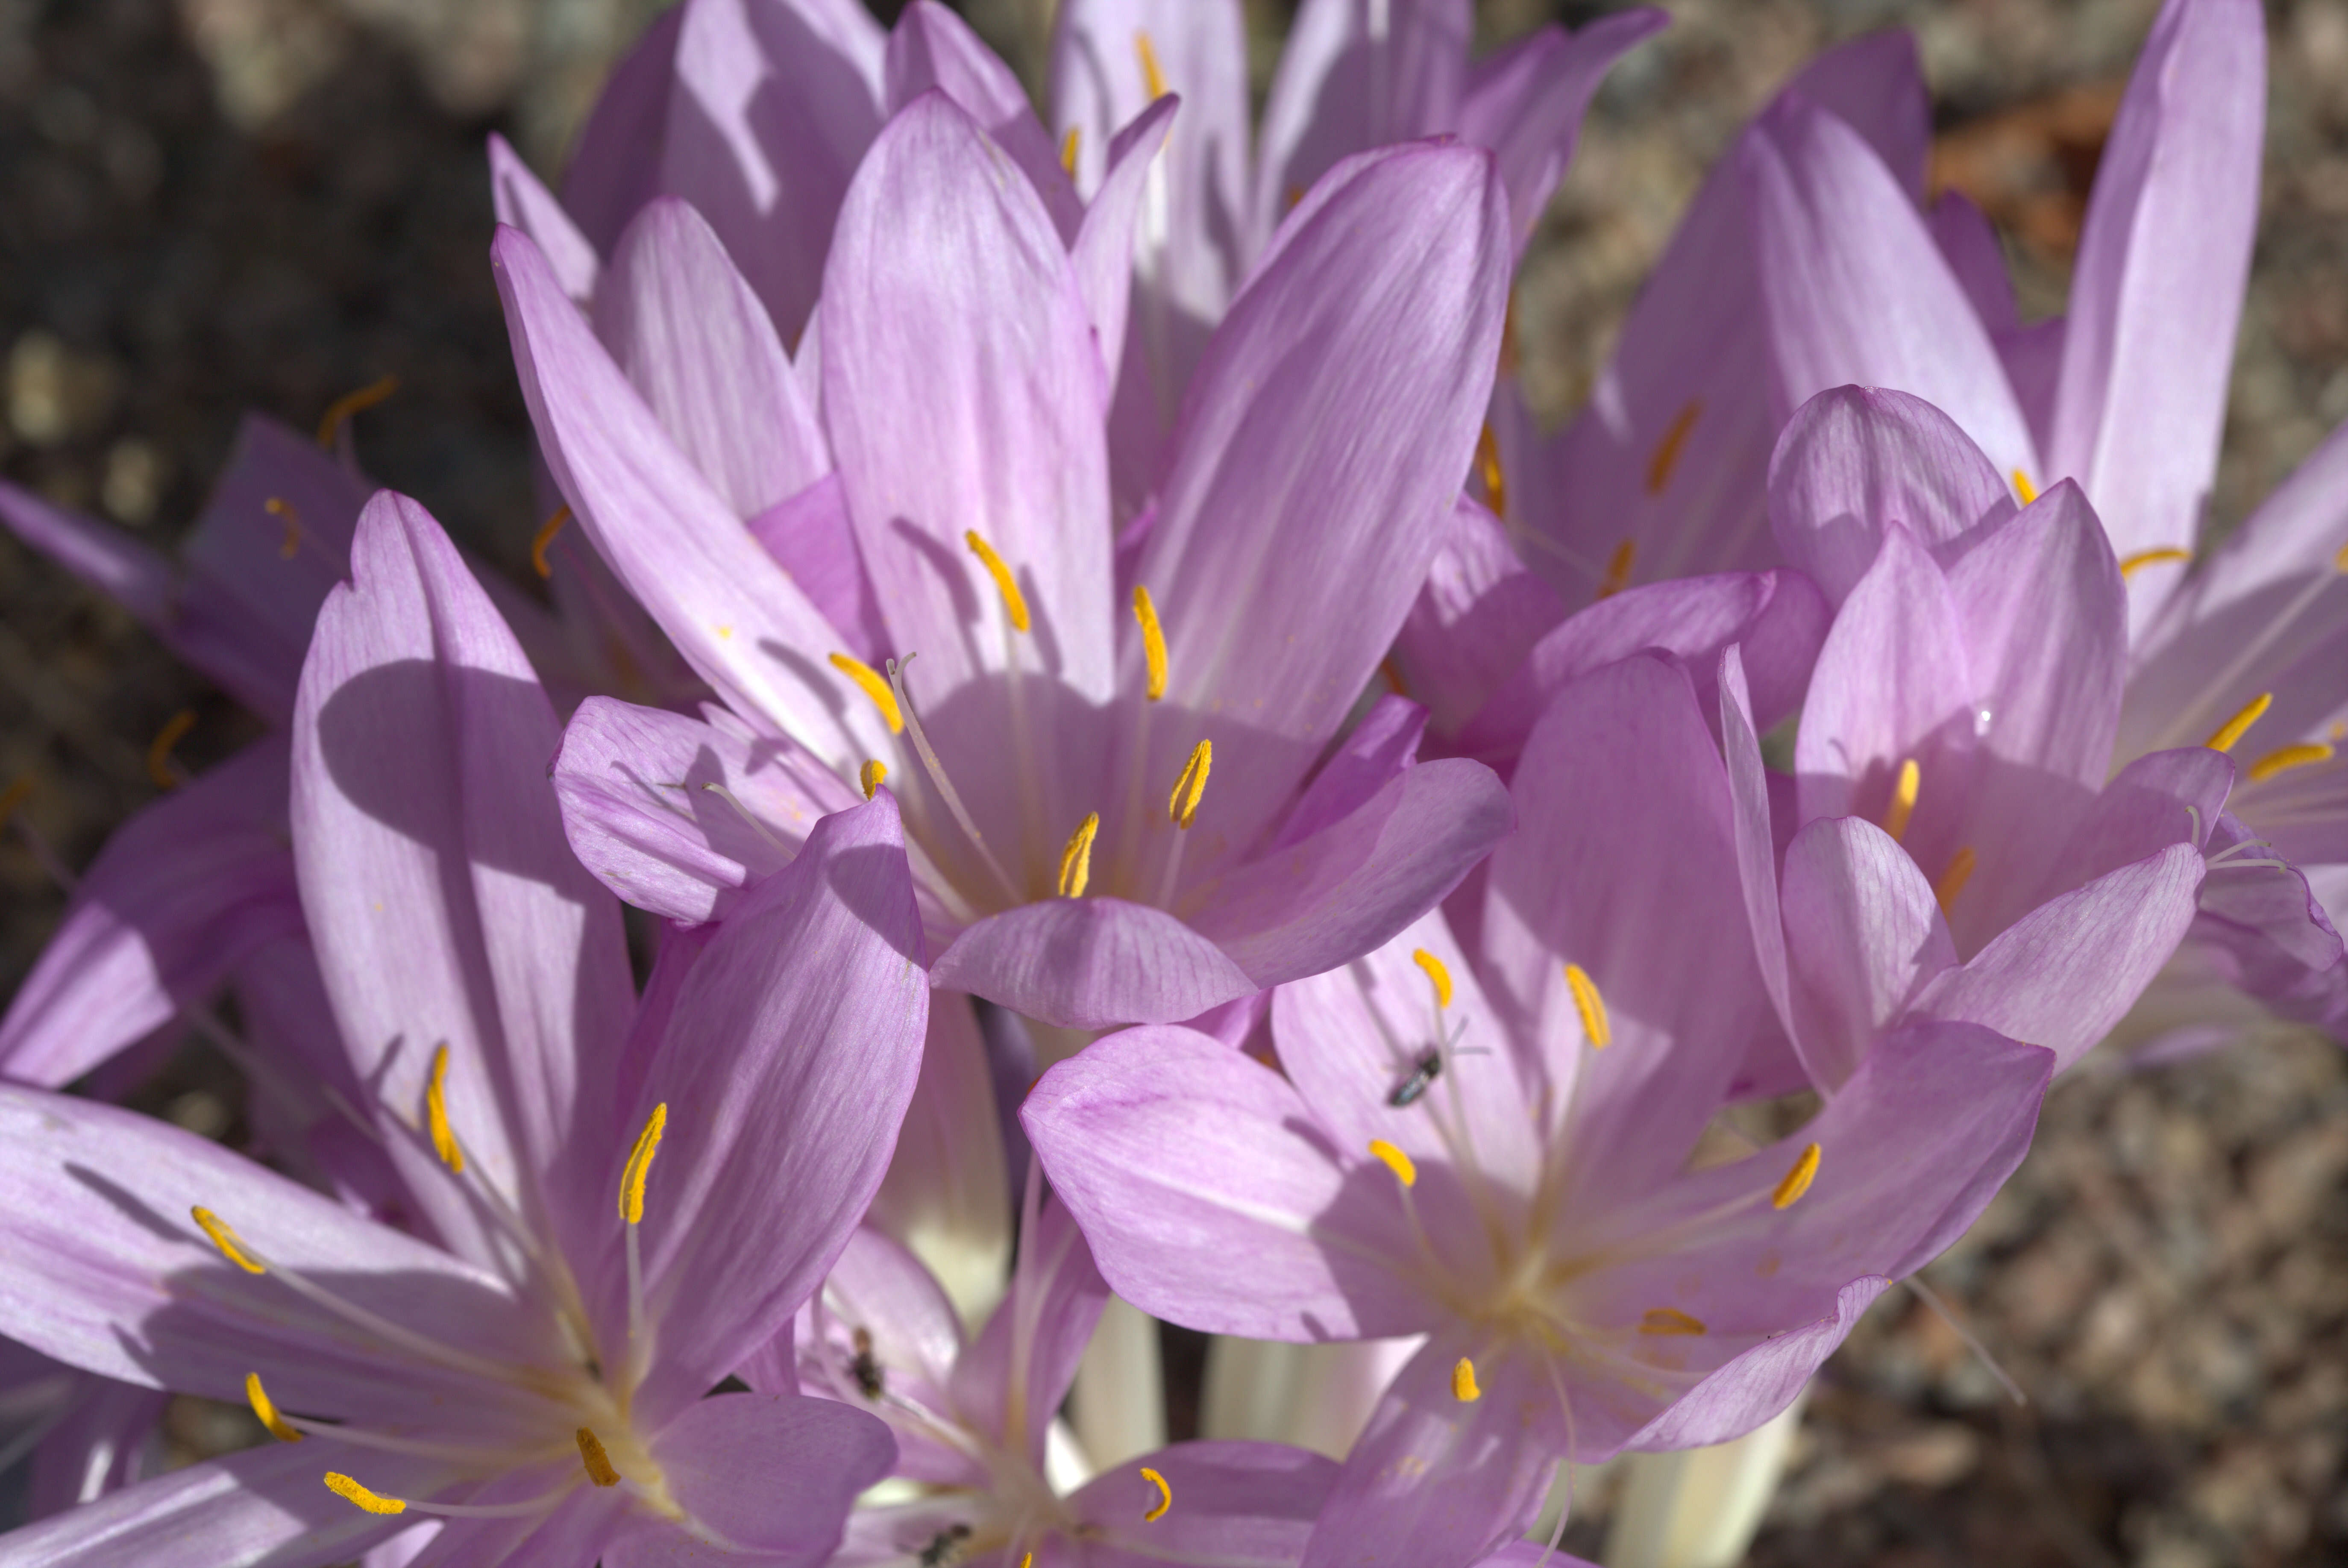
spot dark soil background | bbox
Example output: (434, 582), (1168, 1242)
(1, 2), (2341, 1564)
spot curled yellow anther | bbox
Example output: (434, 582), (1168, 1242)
(1771, 1142), (1821, 1210)
(2245, 742), (2333, 784)
(576, 1426), (621, 1488)
(1060, 125), (1081, 178)
(191, 1207), (264, 1274)
(247, 1372), (302, 1442)
(2118, 545), (2190, 579)
(424, 1043), (464, 1175)
(1132, 584), (1168, 701)
(1139, 1464), (1172, 1521)
(0, 775), (29, 831)
(1597, 537), (1636, 600)
(532, 504), (571, 579)
(1135, 30), (1168, 100)
(1412, 948), (1453, 1010)
(1451, 1357), (1481, 1401)
(2336, 542), (2348, 573)
(1933, 846), (1977, 913)
(1645, 400), (1700, 496)
(830, 652), (904, 735)
(324, 1472), (406, 1515)
(1368, 1138), (1417, 1188)
(1638, 1307), (1707, 1337)
(620, 1102), (668, 1225)
(2010, 468), (2038, 505)
(1168, 739), (1211, 829)
(147, 709), (196, 791)
(1564, 963), (1610, 1049)
(1058, 811), (1100, 899)
(859, 759), (888, 800)
(1475, 423), (1506, 519)
(316, 375), (399, 449)
(964, 530), (1030, 633)
(1884, 757), (1921, 844)
(2206, 692), (2273, 753)
(266, 496), (301, 560)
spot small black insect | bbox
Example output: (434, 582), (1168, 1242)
(917, 1523), (973, 1566)
(1387, 1049), (1443, 1108)
(849, 1327), (884, 1399)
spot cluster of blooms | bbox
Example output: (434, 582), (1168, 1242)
(0, 0), (2335, 1565)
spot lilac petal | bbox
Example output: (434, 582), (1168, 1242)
(0, 737), (300, 1088)
(1065, 1440), (1339, 1568)
(746, 473), (889, 666)
(622, 794), (928, 1421)
(1070, 94), (1180, 389)
(1022, 1024), (1432, 1339)
(1928, 189), (2017, 333)
(0, 479), (173, 630)
(1393, 496), (1565, 743)
(1272, 695), (1427, 851)
(2043, 746), (2232, 899)
(2192, 815), (2348, 1037)
(1720, 646), (1796, 1046)
(404, 1483), (628, 1568)
(604, 1394), (894, 1568)
(2048, 0), (2264, 617)
(487, 133), (597, 303)
(1130, 141), (1508, 851)
(949, 1198), (1107, 1470)
(559, 2), (683, 255)
(1619, 1279), (1886, 1453)
(1785, 29), (1932, 197)
(866, 994), (1012, 1323)
(885, 1), (1085, 242)
(1195, 758), (1513, 992)
(25, 1374), (166, 1520)
(1777, 817), (1955, 1090)
(798, 1227), (963, 1445)
(1256, 0), (1470, 234)
(930, 898), (1255, 1030)
(658, 0), (884, 346)
(593, 197), (828, 519)
(1765, 385), (2014, 608)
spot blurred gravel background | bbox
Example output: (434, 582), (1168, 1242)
(0, 1), (2341, 1563)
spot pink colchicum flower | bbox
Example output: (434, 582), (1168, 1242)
(501, 93), (1517, 1030)
(1025, 655), (2054, 1568)
(0, 493), (928, 1566)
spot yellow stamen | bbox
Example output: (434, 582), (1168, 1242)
(1132, 584), (1168, 701)
(531, 504), (571, 579)
(424, 1043), (464, 1175)
(2118, 546), (2190, 579)
(576, 1427), (621, 1488)
(1597, 538), (1635, 600)
(1638, 1307), (1707, 1336)
(315, 375), (399, 449)
(267, 496), (300, 560)
(246, 1372), (302, 1442)
(1564, 963), (1610, 1049)
(147, 708), (196, 791)
(2010, 468), (2037, 505)
(1368, 1138), (1417, 1188)
(324, 1472), (406, 1515)
(1451, 1357), (1481, 1401)
(1139, 1464), (1173, 1521)
(1933, 847), (1977, 913)
(1411, 948), (1453, 1010)
(191, 1207), (264, 1274)
(2336, 542), (2348, 573)
(964, 531), (1030, 633)
(1475, 423), (1506, 518)
(1135, 30), (1168, 100)
(859, 759), (888, 800)
(2205, 691), (2272, 753)
(1060, 126), (1081, 178)
(1284, 184), (1305, 214)
(1022, 1558), (1033, 1568)
(1771, 1142), (1820, 1209)
(620, 1102), (667, 1225)
(1057, 811), (1100, 899)
(1644, 400), (1700, 496)
(0, 775), (29, 830)
(1168, 739), (1211, 829)
(1884, 757), (1921, 844)
(830, 652), (905, 734)
(2245, 742), (2333, 784)
(1499, 290), (1519, 379)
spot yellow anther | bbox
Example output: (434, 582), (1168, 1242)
(324, 1472), (406, 1515)
(2336, 542), (2348, 573)
(1135, 30), (1168, 100)
(1638, 1307), (1707, 1336)
(532, 504), (571, 579)
(1139, 1465), (1172, 1521)
(1564, 963), (1610, 1049)
(1132, 584), (1168, 701)
(1499, 290), (1520, 379)
(147, 708), (196, 791)
(1168, 739), (1211, 829)
(964, 530), (1030, 633)
(266, 496), (301, 560)
(1368, 1138), (1417, 1188)
(2245, 742), (2333, 784)
(830, 652), (904, 735)
(1057, 811), (1100, 899)
(316, 375), (399, 449)
(1933, 846), (1977, 913)
(0, 775), (29, 830)
(1771, 1142), (1821, 1210)
(620, 1102), (668, 1225)
(2205, 691), (2273, 753)
(424, 1043), (464, 1175)
(1597, 537), (1635, 600)
(191, 1206), (264, 1274)
(1451, 1357), (1481, 1401)
(1060, 125), (1081, 178)
(1645, 400), (1700, 496)
(1021, 1558), (1033, 1568)
(2118, 546), (2190, 579)
(1412, 948), (1453, 1010)
(246, 1372), (302, 1442)
(1475, 423), (1506, 518)
(859, 759), (888, 800)
(576, 1427), (621, 1488)
(2010, 468), (2038, 505)
(1884, 757), (1921, 844)
(1284, 184), (1305, 214)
